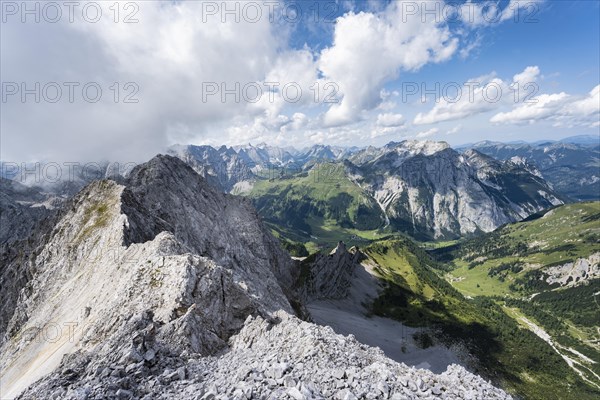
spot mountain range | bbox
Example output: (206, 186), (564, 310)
(170, 140), (565, 244)
(1, 137), (599, 399)
(463, 140), (599, 201)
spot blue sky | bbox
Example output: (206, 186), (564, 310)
(1, 0), (599, 161)
(282, 0), (600, 146)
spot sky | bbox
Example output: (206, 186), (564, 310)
(1, 0), (599, 162)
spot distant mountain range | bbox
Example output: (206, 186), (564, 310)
(463, 139), (599, 201)
(165, 135), (599, 201)
(1, 136), (596, 244)
(170, 140), (564, 242)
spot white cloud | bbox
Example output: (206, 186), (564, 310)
(6, 0), (587, 161)
(564, 85), (600, 116)
(413, 76), (504, 125)
(288, 113), (309, 131)
(446, 124), (462, 135)
(490, 92), (570, 124)
(376, 113), (405, 127)
(513, 66), (540, 86)
(413, 66), (542, 125)
(491, 85), (599, 127)
(318, 1), (459, 127)
(1, 1), (288, 161)
(416, 128), (439, 138)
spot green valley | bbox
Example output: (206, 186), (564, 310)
(247, 162), (392, 253)
(428, 202), (600, 395)
(357, 238), (600, 400)
(239, 149), (600, 399)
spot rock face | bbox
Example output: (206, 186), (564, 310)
(349, 142), (563, 240)
(301, 242), (365, 301)
(167, 145), (255, 193)
(0, 155), (511, 399)
(545, 253), (600, 287)
(0, 178), (61, 343)
(466, 140), (600, 201)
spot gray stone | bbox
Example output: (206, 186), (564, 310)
(287, 387), (305, 400)
(116, 389), (132, 399)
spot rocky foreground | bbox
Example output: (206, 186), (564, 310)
(1, 155), (511, 399)
(17, 312), (510, 400)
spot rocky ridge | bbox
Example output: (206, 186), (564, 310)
(300, 242), (366, 301)
(15, 311), (512, 400)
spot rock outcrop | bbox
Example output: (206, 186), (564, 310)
(350, 142), (563, 240)
(301, 242), (366, 301)
(545, 253), (600, 287)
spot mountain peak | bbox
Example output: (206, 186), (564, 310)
(396, 140), (451, 156)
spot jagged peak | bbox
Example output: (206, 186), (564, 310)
(463, 148), (499, 164)
(395, 140), (451, 155)
(330, 241), (347, 255)
(127, 154), (212, 191)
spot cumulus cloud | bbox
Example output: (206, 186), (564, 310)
(413, 66), (543, 125)
(564, 85), (600, 116)
(1, 0), (469, 162)
(416, 128), (439, 138)
(490, 92), (570, 124)
(318, 1), (459, 127)
(513, 66), (541, 86)
(413, 76), (503, 125)
(4, 0), (584, 163)
(376, 113), (405, 127)
(446, 124), (462, 135)
(1, 1), (287, 162)
(491, 85), (600, 127)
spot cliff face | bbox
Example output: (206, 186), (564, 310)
(300, 242), (368, 301)
(0, 155), (295, 398)
(0, 178), (60, 343)
(0, 155), (511, 400)
(352, 143), (563, 240)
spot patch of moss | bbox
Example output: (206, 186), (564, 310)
(74, 201), (112, 245)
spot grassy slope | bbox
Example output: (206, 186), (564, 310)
(248, 162), (393, 251)
(247, 167), (600, 398)
(429, 202), (600, 394)
(363, 238), (600, 400)
(442, 202), (599, 297)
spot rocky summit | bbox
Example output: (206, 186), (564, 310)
(0, 155), (511, 399)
